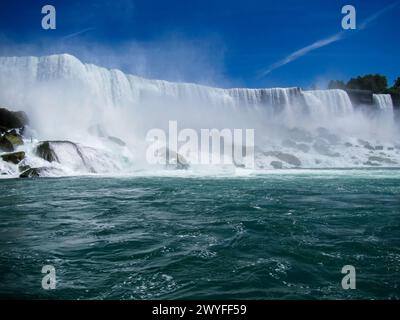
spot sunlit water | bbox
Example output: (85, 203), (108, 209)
(0, 169), (399, 299)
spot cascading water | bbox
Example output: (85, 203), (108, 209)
(0, 54), (399, 176)
(305, 89), (354, 116)
(373, 94), (394, 113)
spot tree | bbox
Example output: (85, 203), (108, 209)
(393, 77), (400, 90)
(346, 74), (388, 93)
(328, 80), (346, 90)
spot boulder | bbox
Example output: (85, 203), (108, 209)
(287, 127), (313, 143)
(313, 139), (340, 157)
(317, 127), (340, 144)
(0, 108), (29, 130)
(358, 139), (375, 150)
(264, 151), (301, 167)
(34, 141), (59, 162)
(270, 161), (283, 169)
(0, 135), (14, 152)
(19, 167), (64, 178)
(367, 156), (397, 165)
(3, 133), (23, 146)
(1, 151), (25, 164)
(282, 139), (310, 153)
(19, 167), (42, 178)
(107, 135), (126, 146)
(156, 147), (189, 170)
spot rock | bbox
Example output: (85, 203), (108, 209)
(19, 166), (63, 178)
(3, 133), (23, 146)
(1, 151), (25, 164)
(34, 141), (59, 162)
(375, 145), (384, 151)
(0, 135), (14, 152)
(282, 139), (310, 153)
(264, 151), (301, 167)
(270, 161), (283, 169)
(107, 136), (126, 146)
(367, 156), (397, 165)
(287, 128), (313, 143)
(297, 143), (310, 153)
(19, 167), (42, 178)
(317, 127), (340, 144)
(0, 131), (23, 152)
(358, 139), (375, 150)
(344, 142), (353, 147)
(282, 139), (297, 148)
(0, 108), (29, 130)
(18, 164), (31, 172)
(363, 161), (380, 167)
(34, 141), (96, 173)
(156, 148), (189, 170)
(313, 139), (340, 157)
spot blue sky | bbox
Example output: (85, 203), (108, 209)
(0, 0), (399, 88)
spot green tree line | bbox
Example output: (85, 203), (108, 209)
(328, 75), (400, 94)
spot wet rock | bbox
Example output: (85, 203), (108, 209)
(287, 128), (313, 143)
(3, 133), (23, 146)
(107, 136), (126, 146)
(1, 151), (25, 164)
(0, 135), (14, 152)
(313, 139), (340, 157)
(363, 161), (380, 166)
(0, 131), (23, 152)
(317, 127), (340, 144)
(34, 141), (59, 162)
(297, 144), (310, 153)
(358, 139), (374, 150)
(368, 156), (397, 165)
(18, 164), (31, 172)
(156, 148), (189, 170)
(19, 166), (63, 178)
(0, 107), (29, 130)
(19, 167), (42, 178)
(270, 161), (283, 169)
(264, 151), (301, 167)
(282, 139), (310, 153)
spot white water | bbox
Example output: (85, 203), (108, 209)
(373, 94), (394, 112)
(0, 54), (399, 177)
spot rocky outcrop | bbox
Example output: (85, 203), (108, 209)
(264, 151), (301, 167)
(0, 107), (29, 132)
(1, 151), (25, 164)
(107, 136), (126, 146)
(34, 141), (59, 162)
(0, 108), (27, 152)
(270, 160), (283, 169)
(345, 89), (373, 106)
(34, 140), (95, 173)
(313, 139), (340, 157)
(282, 139), (310, 153)
(19, 166), (63, 178)
(155, 147), (189, 170)
(0, 135), (14, 152)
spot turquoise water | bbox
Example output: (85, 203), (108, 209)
(0, 170), (399, 299)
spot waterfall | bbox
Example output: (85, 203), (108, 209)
(304, 89), (354, 116)
(1, 53), (399, 175)
(373, 94), (394, 112)
(0, 54), (349, 113)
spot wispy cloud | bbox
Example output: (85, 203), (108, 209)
(258, 2), (399, 78)
(61, 27), (95, 40)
